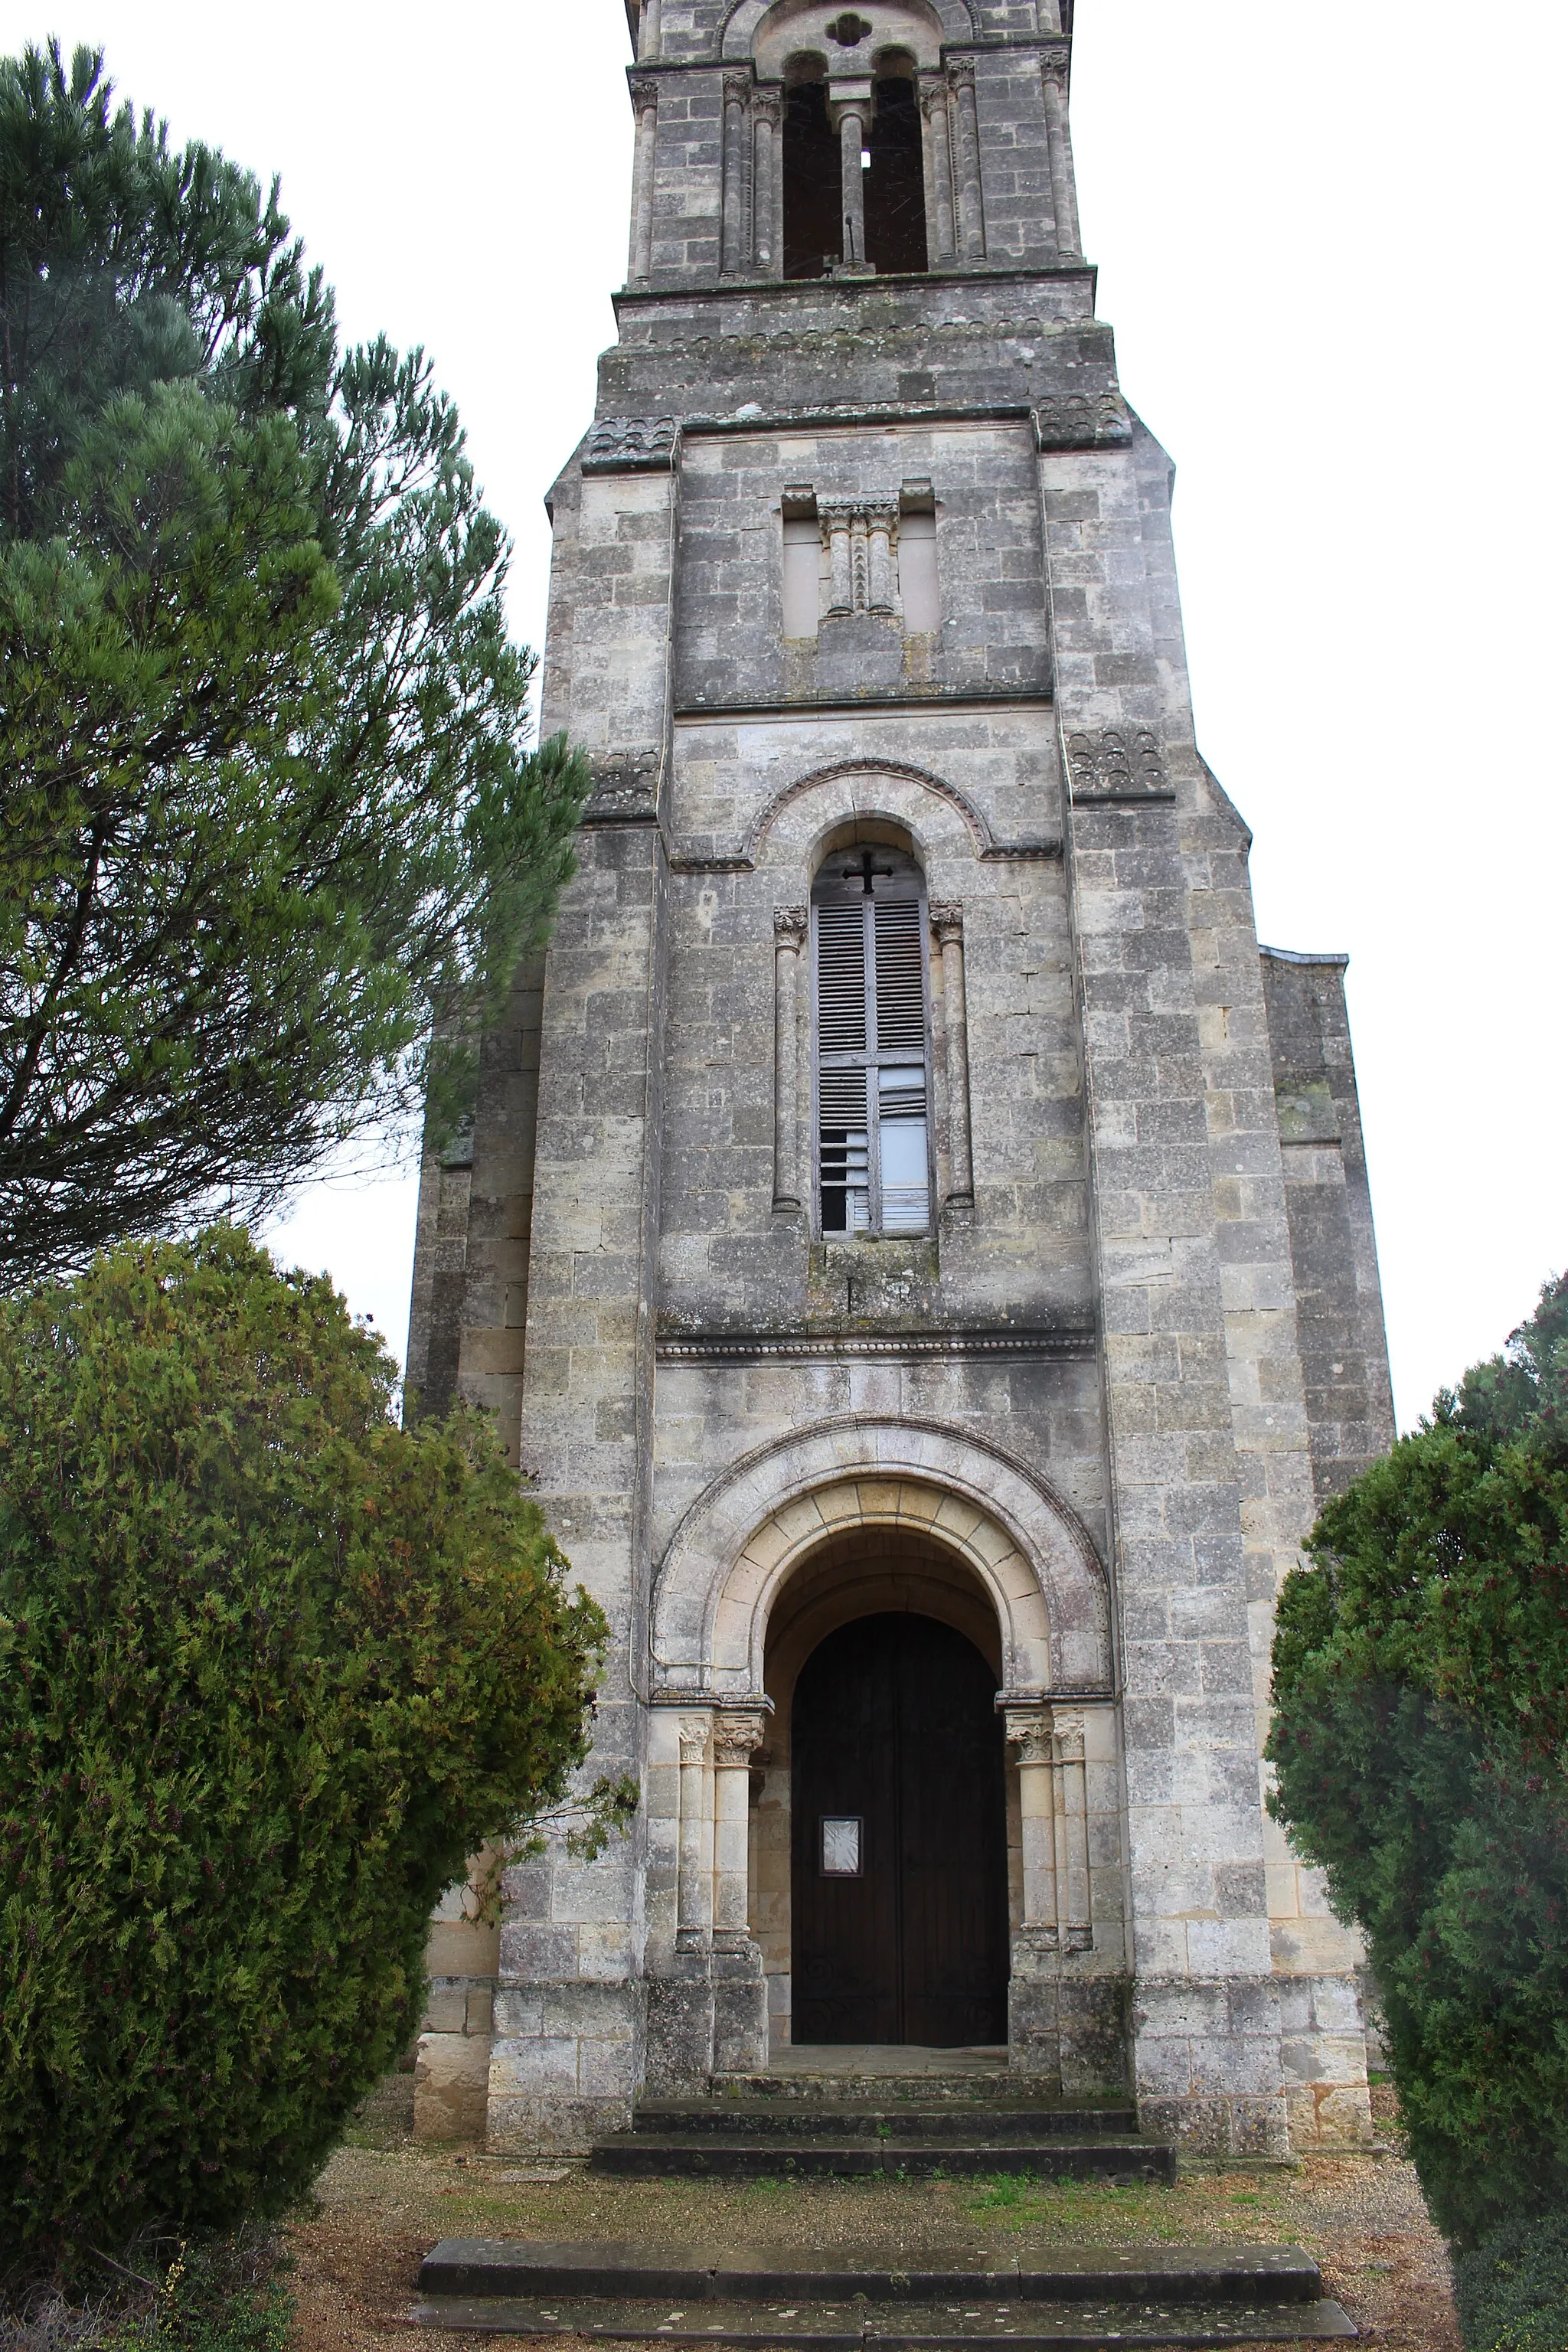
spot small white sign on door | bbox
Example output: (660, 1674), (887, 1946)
(821, 1815), (863, 1877)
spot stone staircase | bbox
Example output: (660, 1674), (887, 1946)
(587, 2050), (1171, 2184)
(590, 2093), (1173, 2183)
(413, 2239), (1358, 2344)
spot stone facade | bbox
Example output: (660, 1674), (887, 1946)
(406, 0), (1393, 2159)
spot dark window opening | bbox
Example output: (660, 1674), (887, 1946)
(783, 78), (842, 280)
(864, 74), (927, 276)
(783, 64), (929, 282)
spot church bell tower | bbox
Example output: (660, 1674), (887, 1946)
(407, 0), (1395, 2162)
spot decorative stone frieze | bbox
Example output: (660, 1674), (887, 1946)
(582, 416), (680, 472)
(1034, 392), (1132, 449)
(583, 747), (662, 826)
(1064, 727), (1171, 803)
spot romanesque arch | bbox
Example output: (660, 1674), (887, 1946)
(745, 756), (994, 871)
(648, 1414), (1114, 1700)
(720, 0), (978, 64)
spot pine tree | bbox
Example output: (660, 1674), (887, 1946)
(0, 43), (590, 1285)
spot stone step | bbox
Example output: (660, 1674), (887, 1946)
(633, 2104), (1140, 2141)
(413, 2239), (1356, 2347)
(590, 2135), (1175, 2182)
(715, 2059), (1014, 2105)
(417, 2243), (1328, 2306)
(410, 2294), (1357, 2344)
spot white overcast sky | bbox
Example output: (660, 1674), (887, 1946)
(5, 0), (1563, 1426)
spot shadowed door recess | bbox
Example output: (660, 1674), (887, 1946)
(791, 1611), (1008, 2046)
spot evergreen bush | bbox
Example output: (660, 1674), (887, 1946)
(1268, 1274), (1568, 2249)
(1453, 2216), (1568, 2352)
(0, 1229), (611, 2273)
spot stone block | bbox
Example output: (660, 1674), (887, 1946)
(413, 2030), (492, 2145)
(488, 2037), (579, 2096)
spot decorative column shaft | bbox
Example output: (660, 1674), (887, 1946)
(638, 0), (662, 59)
(773, 908), (807, 1210)
(629, 79), (659, 285)
(867, 504), (897, 613)
(825, 505), (854, 615)
(753, 87), (782, 276)
(1042, 55), (1081, 256)
(932, 903), (974, 1208)
(712, 1709), (769, 1949)
(676, 1713), (714, 1949)
(919, 74), (956, 264)
(1052, 1710), (1093, 1950)
(948, 60), (985, 260)
(722, 71), (753, 275)
(830, 87), (871, 267)
(1005, 1707), (1060, 1940)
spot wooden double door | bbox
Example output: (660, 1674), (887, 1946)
(791, 1611), (1009, 2047)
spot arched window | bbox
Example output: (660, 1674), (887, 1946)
(812, 845), (932, 1236)
(782, 64), (840, 281)
(864, 56), (928, 275)
(781, 53), (929, 281)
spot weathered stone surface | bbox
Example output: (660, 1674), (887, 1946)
(406, 0), (1391, 2159)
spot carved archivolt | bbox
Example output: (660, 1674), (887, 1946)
(685, 757), (1058, 878)
(721, 0), (975, 65)
(650, 1413), (1113, 1701)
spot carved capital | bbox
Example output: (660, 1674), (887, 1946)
(630, 74), (661, 119)
(946, 55), (976, 91)
(1004, 1704), (1055, 1766)
(929, 900), (964, 946)
(1053, 1709), (1086, 1765)
(918, 71), (949, 119)
(724, 67), (753, 108)
(678, 1714), (712, 1764)
(775, 905), (808, 949)
(1040, 46), (1071, 88)
(752, 82), (783, 127)
(714, 1707), (769, 1766)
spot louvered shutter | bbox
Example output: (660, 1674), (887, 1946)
(871, 897), (930, 1231)
(813, 874), (931, 1236)
(816, 902), (871, 1232)
(874, 899), (925, 1052)
(816, 902), (868, 1053)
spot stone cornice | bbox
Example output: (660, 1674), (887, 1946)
(655, 1325), (1096, 1364)
(611, 261), (1098, 319)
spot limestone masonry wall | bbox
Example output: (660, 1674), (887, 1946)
(407, 0), (1393, 2160)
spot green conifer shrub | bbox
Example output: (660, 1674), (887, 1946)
(1452, 2216), (1568, 2352)
(0, 1229), (611, 2272)
(1269, 1274), (1568, 2272)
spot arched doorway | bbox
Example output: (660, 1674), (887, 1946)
(791, 1611), (1008, 2046)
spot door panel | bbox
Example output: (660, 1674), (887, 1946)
(791, 1611), (1008, 2047)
